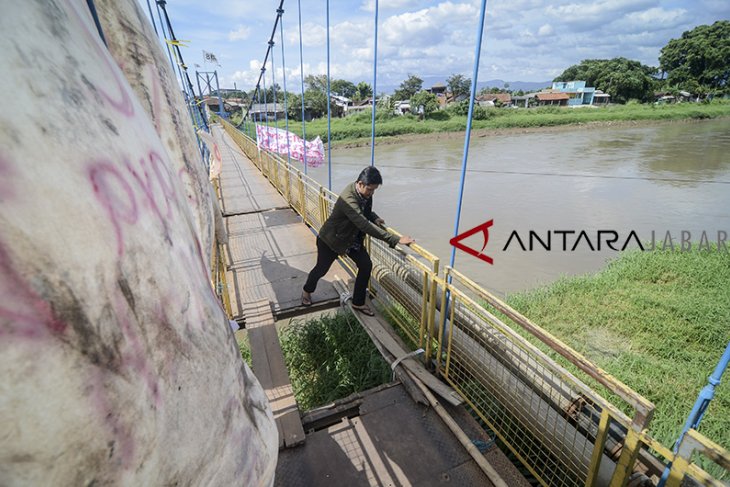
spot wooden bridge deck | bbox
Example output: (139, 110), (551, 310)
(214, 124), (526, 486)
(214, 125), (342, 320)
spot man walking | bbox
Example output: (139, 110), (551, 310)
(302, 167), (415, 315)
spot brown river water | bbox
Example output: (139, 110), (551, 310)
(299, 119), (730, 296)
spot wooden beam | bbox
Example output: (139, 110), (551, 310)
(332, 278), (463, 407)
(244, 300), (305, 449)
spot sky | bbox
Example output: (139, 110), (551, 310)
(141, 0), (729, 93)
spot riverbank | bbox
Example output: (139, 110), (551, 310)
(504, 247), (729, 479)
(330, 116), (729, 149)
(239, 101), (730, 148)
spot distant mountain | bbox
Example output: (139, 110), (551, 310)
(377, 77), (551, 95)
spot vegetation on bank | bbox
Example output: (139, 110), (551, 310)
(504, 247), (730, 479)
(232, 100), (730, 145)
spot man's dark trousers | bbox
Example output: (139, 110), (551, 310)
(303, 237), (372, 306)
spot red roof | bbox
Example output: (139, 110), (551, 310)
(477, 93), (512, 103)
(536, 92), (569, 101)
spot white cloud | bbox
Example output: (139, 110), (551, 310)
(228, 25), (251, 41)
(360, 0), (419, 13)
(285, 23), (327, 48)
(537, 24), (553, 36)
(381, 2), (477, 47)
(545, 0), (656, 29)
(623, 7), (688, 30)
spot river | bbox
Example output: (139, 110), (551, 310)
(300, 119), (730, 296)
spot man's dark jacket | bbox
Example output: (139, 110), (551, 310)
(318, 182), (400, 254)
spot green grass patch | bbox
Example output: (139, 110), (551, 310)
(503, 247), (730, 479)
(279, 312), (392, 410)
(237, 333), (251, 368)
(269, 101), (730, 144)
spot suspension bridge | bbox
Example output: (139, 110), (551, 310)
(149, 0), (730, 485)
(0, 1), (727, 486)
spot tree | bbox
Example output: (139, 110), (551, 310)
(410, 91), (438, 117)
(330, 79), (357, 98)
(355, 81), (372, 101)
(304, 74), (328, 92)
(659, 21), (730, 93)
(554, 58), (657, 103)
(287, 93), (302, 121)
(446, 73), (471, 99)
(262, 83), (284, 103)
(304, 89), (329, 118)
(285, 90), (333, 120)
(393, 74), (423, 100)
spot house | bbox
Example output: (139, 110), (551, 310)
(511, 93), (537, 108)
(593, 90), (610, 105)
(393, 100), (411, 115)
(345, 99), (373, 115)
(247, 103), (286, 121)
(329, 94), (353, 113)
(477, 93), (512, 107)
(427, 83), (449, 108)
(551, 81), (595, 105)
(427, 83), (447, 95)
(535, 92), (569, 106)
(654, 91), (695, 103)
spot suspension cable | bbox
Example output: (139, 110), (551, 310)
(145, 0), (158, 36)
(297, 0), (308, 174)
(242, 1), (285, 125)
(154, 2), (178, 85)
(156, 0), (208, 130)
(370, 0), (379, 166)
(270, 40), (281, 155)
(262, 65), (269, 132)
(326, 0), (332, 189)
(449, 0), (489, 269)
(85, 0), (107, 47)
(153, 0), (199, 130)
(279, 8), (292, 167)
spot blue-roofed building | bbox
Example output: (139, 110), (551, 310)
(551, 80), (596, 106)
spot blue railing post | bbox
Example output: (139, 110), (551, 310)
(658, 340), (730, 486)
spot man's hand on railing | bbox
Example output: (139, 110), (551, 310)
(399, 236), (416, 246)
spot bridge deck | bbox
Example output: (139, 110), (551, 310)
(214, 125), (341, 319)
(275, 383), (508, 487)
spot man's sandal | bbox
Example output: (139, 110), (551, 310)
(351, 304), (375, 316)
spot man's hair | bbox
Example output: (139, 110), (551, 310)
(357, 166), (383, 186)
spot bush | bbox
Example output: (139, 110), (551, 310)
(427, 110), (451, 121)
(447, 100), (471, 116)
(472, 106), (491, 120)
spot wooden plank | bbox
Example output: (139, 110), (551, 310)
(244, 299), (305, 449)
(333, 278), (463, 406)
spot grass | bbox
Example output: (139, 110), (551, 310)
(502, 247), (730, 479)
(238, 333), (251, 368)
(278, 312), (392, 411)
(251, 100), (730, 144)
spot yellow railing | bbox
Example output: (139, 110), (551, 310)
(210, 177), (232, 318)
(221, 119), (729, 487)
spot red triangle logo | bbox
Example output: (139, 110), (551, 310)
(449, 219), (494, 264)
